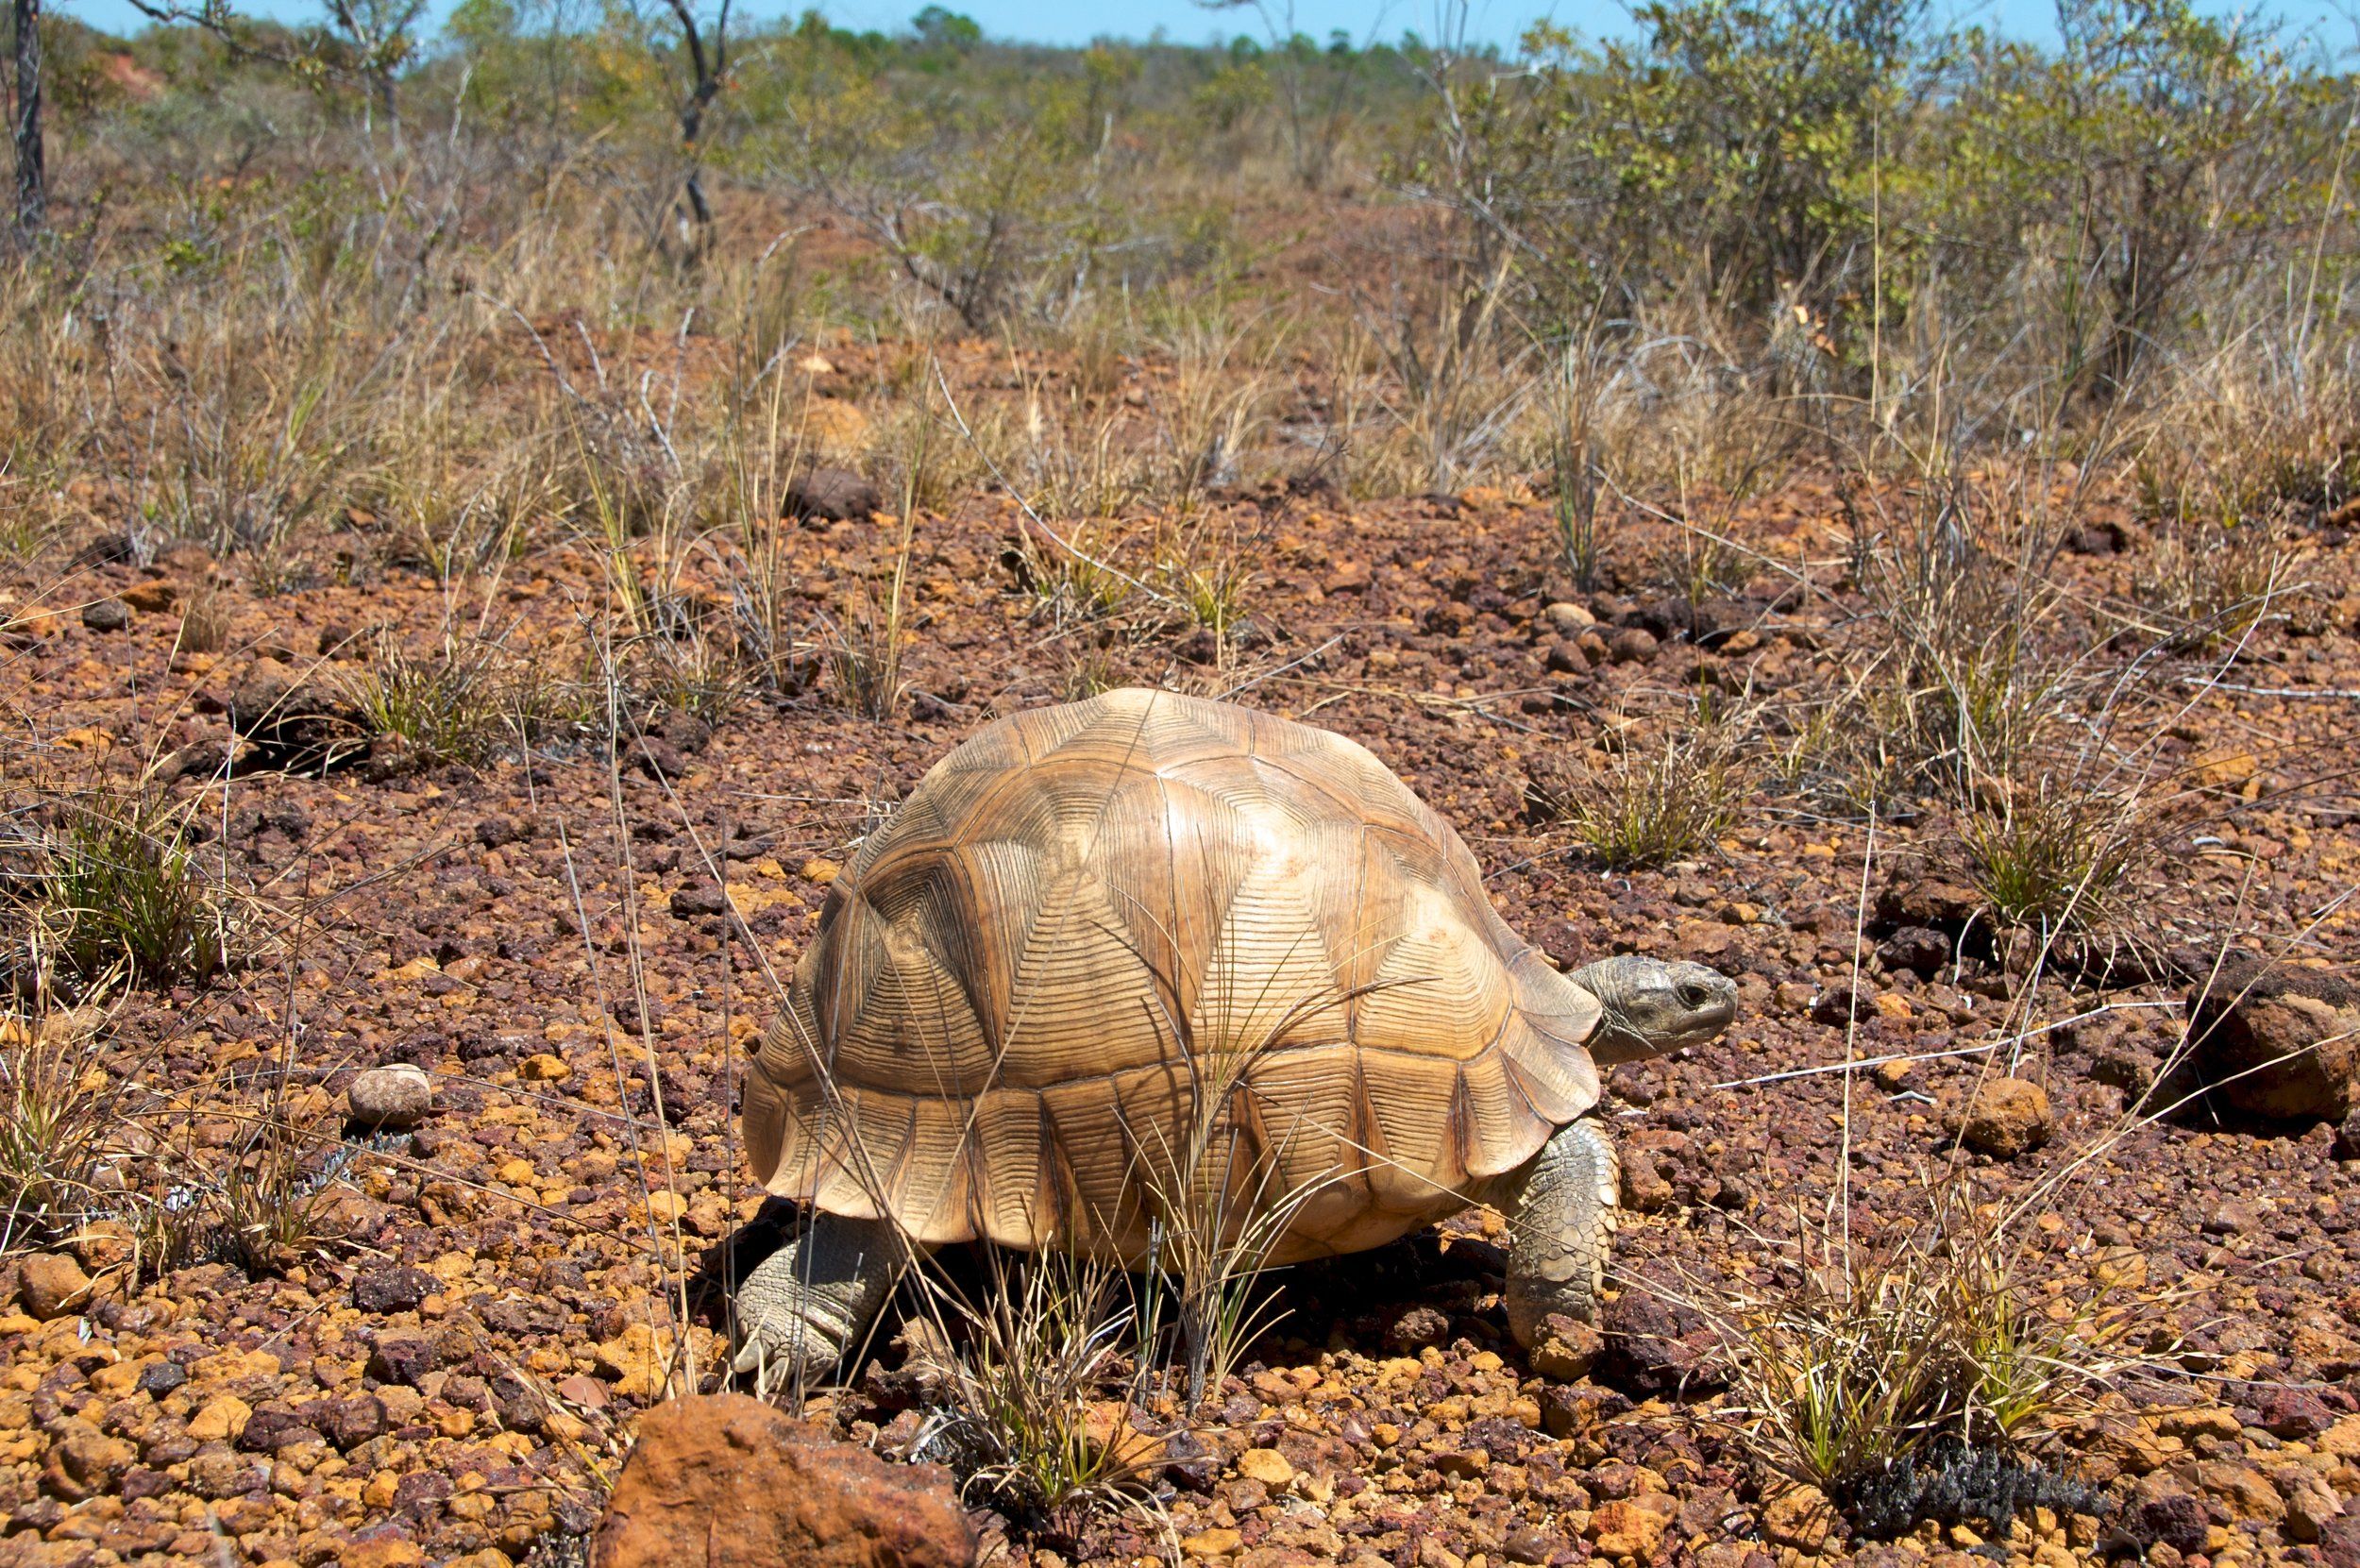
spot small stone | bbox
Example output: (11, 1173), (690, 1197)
(1386, 1304), (1451, 1352)
(1762, 1485), (1832, 1549)
(81, 598), (130, 632)
(1182, 1528), (1244, 1559)
(1544, 639), (1591, 674)
(17, 1252), (92, 1320)
(1607, 626), (1658, 665)
(188, 1394), (252, 1442)
(40, 1419), (135, 1500)
(346, 1065), (433, 1128)
(1812, 982), (1876, 1028)
(2188, 956), (2360, 1121)
(1942, 1077), (2052, 1158)
(1589, 1495), (1677, 1557)
(366, 1335), (435, 1387)
(121, 581), (177, 613)
(1543, 601), (1596, 633)
(352, 1266), (435, 1314)
(1527, 1313), (1604, 1381)
(138, 1360), (187, 1396)
(2253, 1384), (2334, 1439)
(784, 466), (882, 523)
(1878, 926), (1950, 978)
(520, 1053), (572, 1083)
(669, 883), (729, 918)
(1236, 1447), (1294, 1487)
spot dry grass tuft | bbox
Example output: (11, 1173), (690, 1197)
(1680, 1195), (2141, 1535)
(1532, 711), (1751, 870)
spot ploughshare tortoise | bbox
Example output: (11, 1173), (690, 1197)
(737, 688), (1735, 1381)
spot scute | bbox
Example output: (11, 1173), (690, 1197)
(747, 688), (1603, 1259)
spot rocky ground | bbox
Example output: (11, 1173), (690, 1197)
(3, 431), (2359, 1568)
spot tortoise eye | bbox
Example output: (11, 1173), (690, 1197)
(1677, 982), (1711, 1007)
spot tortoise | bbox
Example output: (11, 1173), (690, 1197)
(735, 687), (1736, 1381)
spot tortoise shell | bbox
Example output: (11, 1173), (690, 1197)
(744, 688), (1602, 1264)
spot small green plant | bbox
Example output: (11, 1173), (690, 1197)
(1539, 717), (1750, 870)
(916, 1249), (1166, 1537)
(212, 1111), (342, 1277)
(1551, 429), (1605, 592)
(1690, 1199), (2133, 1523)
(1956, 780), (2147, 931)
(0, 1004), (126, 1249)
(35, 790), (228, 986)
(344, 632), (565, 766)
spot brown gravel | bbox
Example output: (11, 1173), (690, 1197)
(3, 461), (2359, 1568)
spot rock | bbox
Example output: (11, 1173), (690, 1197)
(1877, 875), (1981, 928)
(1588, 1495), (1677, 1558)
(801, 399), (872, 464)
(2195, 1459), (2284, 1523)
(1762, 1485), (1832, 1550)
(1527, 1313), (1604, 1381)
(634, 735), (687, 781)
(2321, 1515), (2360, 1568)
(1941, 1077), (2052, 1157)
(590, 1393), (976, 1567)
(1601, 1281), (1723, 1397)
(346, 1065), (433, 1128)
(1543, 639), (1591, 674)
(1878, 926), (1951, 977)
(121, 581), (178, 613)
(2281, 1468), (2344, 1543)
(17, 1253), (91, 1320)
(2260, 1384), (2337, 1443)
(784, 466), (882, 523)
(1607, 626), (1658, 665)
(1543, 601), (1596, 634)
(1236, 1448), (1294, 1488)
(2338, 1107), (2360, 1160)
(2187, 957), (2360, 1121)
(1812, 982), (1877, 1028)
(520, 1053), (572, 1083)
(187, 1394), (252, 1442)
(40, 1419), (134, 1500)
(81, 598), (130, 632)
(669, 883), (729, 918)
(1385, 1305), (1451, 1352)
(352, 1266), (435, 1314)
(2130, 1475), (2209, 1555)
(365, 1331), (436, 1388)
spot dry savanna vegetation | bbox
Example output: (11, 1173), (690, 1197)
(4, 0), (2360, 1564)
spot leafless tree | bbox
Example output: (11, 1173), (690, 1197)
(655, 0), (732, 231)
(10, 0), (40, 240)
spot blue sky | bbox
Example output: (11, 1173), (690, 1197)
(59, 0), (2360, 56)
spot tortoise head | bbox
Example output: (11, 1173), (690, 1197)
(1565, 953), (1737, 1065)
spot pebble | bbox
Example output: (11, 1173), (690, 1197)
(346, 1064), (434, 1127)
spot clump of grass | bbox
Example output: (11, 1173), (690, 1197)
(2135, 518), (2289, 650)
(1956, 780), (2148, 932)
(27, 788), (229, 986)
(1690, 1202), (2134, 1536)
(1536, 715), (1750, 870)
(343, 632), (569, 766)
(174, 580), (234, 656)
(0, 1003), (128, 1249)
(915, 1249), (1167, 1538)
(213, 1113), (343, 1277)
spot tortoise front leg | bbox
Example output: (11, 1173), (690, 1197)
(1490, 1115), (1620, 1347)
(731, 1211), (912, 1395)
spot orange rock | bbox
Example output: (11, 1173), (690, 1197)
(590, 1393), (975, 1567)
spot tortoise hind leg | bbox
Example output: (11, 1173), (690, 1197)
(731, 1211), (913, 1396)
(1492, 1115), (1619, 1347)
